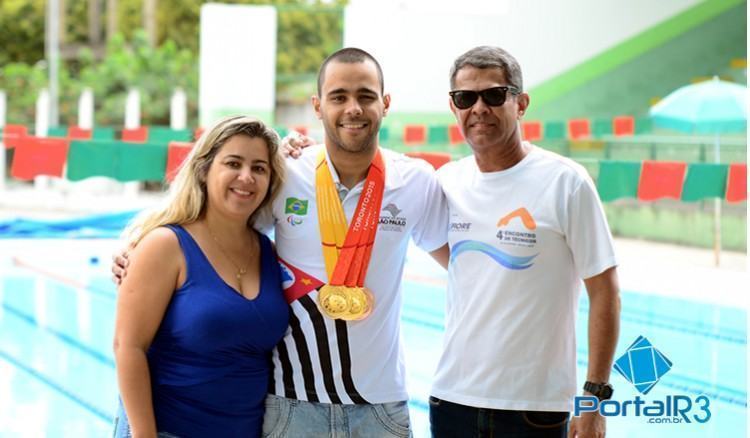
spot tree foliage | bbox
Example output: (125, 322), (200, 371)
(0, 30), (197, 127)
(0, 0), (46, 66)
(0, 0), (345, 76)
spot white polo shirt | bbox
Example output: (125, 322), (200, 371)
(269, 144), (448, 404)
(432, 144), (617, 412)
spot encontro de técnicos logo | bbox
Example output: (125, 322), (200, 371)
(575, 335), (711, 424)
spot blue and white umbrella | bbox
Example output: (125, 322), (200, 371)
(650, 76), (746, 134)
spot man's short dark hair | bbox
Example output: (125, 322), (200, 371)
(317, 47), (385, 96)
(450, 46), (524, 91)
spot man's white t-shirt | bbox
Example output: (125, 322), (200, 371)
(269, 144), (448, 404)
(432, 144), (617, 412)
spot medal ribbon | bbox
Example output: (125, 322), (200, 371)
(315, 149), (385, 287)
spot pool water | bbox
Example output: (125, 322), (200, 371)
(0, 239), (746, 437)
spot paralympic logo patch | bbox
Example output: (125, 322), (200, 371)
(613, 335), (673, 395)
(286, 215), (303, 226)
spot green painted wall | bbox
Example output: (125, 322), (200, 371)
(604, 201), (746, 251)
(526, 0), (747, 121)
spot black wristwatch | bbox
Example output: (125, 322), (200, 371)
(583, 381), (614, 401)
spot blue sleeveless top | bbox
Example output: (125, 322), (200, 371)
(147, 224), (289, 437)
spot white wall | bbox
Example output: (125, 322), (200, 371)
(345, 0), (700, 114)
(199, 4), (277, 127)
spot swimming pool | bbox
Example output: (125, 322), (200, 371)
(0, 237), (746, 437)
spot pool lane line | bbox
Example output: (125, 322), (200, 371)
(2, 301), (115, 367)
(401, 302), (746, 345)
(577, 302), (746, 344)
(10, 256), (116, 300)
(0, 349), (112, 423)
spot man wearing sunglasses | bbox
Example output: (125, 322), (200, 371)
(429, 46), (620, 438)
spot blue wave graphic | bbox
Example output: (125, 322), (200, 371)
(450, 240), (537, 270)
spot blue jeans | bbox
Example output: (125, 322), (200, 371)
(112, 399), (180, 438)
(261, 394), (412, 437)
(429, 396), (568, 438)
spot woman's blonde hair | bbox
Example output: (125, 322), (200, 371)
(124, 115), (286, 245)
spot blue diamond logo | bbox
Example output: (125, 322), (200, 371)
(613, 336), (672, 395)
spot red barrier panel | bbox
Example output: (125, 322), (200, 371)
(166, 141), (194, 182)
(405, 151), (451, 170)
(403, 125), (426, 146)
(2, 124), (29, 149)
(448, 124), (464, 145)
(613, 116), (635, 137)
(10, 136), (69, 180)
(522, 121), (542, 142)
(726, 163), (747, 203)
(68, 126), (93, 140)
(637, 161), (687, 201)
(122, 126), (149, 143)
(568, 118), (591, 140)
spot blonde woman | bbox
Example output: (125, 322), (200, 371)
(113, 116), (288, 438)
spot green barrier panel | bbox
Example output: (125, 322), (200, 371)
(379, 126), (390, 145)
(149, 126), (193, 143)
(93, 127), (116, 140)
(427, 125), (449, 145)
(120, 142), (168, 181)
(592, 119), (612, 137)
(67, 140), (167, 182)
(544, 121), (566, 140)
(635, 117), (653, 134)
(47, 126), (68, 138)
(597, 160), (641, 202)
(274, 126), (289, 139)
(67, 140), (119, 181)
(681, 163), (728, 201)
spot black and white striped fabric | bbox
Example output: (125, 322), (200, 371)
(269, 145), (448, 404)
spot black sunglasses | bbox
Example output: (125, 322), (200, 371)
(449, 86), (520, 110)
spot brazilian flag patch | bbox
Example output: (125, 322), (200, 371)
(285, 197), (309, 215)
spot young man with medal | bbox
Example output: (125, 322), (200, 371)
(428, 46), (621, 438)
(260, 48), (449, 436)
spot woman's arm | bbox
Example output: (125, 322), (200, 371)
(113, 227), (184, 438)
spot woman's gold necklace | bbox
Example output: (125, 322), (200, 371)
(208, 229), (254, 286)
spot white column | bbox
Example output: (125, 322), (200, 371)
(35, 89), (51, 190)
(170, 87), (187, 130)
(78, 88), (94, 129)
(124, 88), (141, 197)
(124, 88), (141, 130)
(35, 89), (50, 137)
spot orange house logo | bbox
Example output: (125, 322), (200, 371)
(497, 207), (536, 230)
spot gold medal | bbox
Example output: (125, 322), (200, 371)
(319, 285), (350, 319)
(340, 287), (374, 321)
